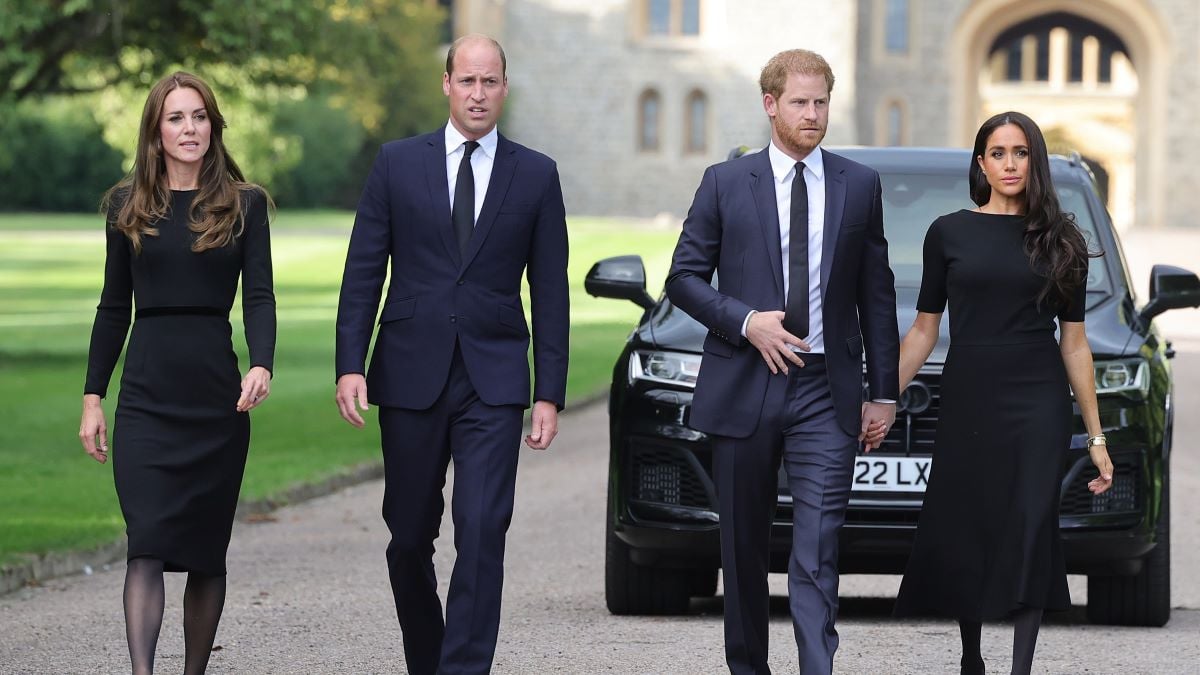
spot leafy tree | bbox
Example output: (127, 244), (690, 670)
(0, 0), (447, 121)
(1, 0), (323, 101)
(269, 92), (365, 207)
(1, 0), (451, 208)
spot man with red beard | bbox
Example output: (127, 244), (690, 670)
(666, 49), (899, 674)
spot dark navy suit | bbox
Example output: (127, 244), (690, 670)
(667, 148), (898, 674)
(336, 127), (568, 674)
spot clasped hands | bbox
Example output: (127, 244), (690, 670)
(745, 310), (894, 451)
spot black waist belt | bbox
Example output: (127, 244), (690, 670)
(135, 306), (228, 319)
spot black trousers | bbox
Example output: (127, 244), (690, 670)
(378, 345), (524, 675)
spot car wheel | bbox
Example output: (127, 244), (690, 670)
(604, 495), (691, 615)
(1086, 470), (1171, 627)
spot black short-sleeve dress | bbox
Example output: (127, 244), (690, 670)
(893, 209), (1085, 620)
(84, 189), (275, 575)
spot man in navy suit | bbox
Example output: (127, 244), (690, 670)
(666, 49), (899, 674)
(334, 34), (568, 675)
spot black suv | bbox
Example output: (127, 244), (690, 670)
(587, 147), (1200, 626)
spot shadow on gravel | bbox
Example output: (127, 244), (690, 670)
(687, 596), (1091, 625)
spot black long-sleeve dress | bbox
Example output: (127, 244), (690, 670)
(894, 209), (1083, 620)
(84, 188), (275, 575)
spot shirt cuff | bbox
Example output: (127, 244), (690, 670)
(871, 398), (897, 404)
(740, 310), (756, 338)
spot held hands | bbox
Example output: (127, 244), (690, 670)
(236, 366), (272, 412)
(859, 401), (897, 453)
(79, 394), (109, 463)
(745, 311), (809, 374)
(525, 400), (559, 450)
(335, 373), (370, 428)
(1088, 443), (1115, 495)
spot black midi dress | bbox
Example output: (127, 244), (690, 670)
(84, 189), (275, 575)
(893, 209), (1084, 620)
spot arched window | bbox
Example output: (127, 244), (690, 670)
(648, 0), (671, 35)
(886, 103), (904, 146)
(643, 0), (702, 37)
(988, 12), (1129, 86)
(685, 90), (708, 154)
(885, 0), (909, 53)
(681, 0), (701, 35)
(638, 89), (662, 152)
(877, 99), (907, 146)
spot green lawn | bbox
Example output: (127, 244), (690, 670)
(0, 211), (680, 566)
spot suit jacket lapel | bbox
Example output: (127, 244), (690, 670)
(821, 149), (846, 301)
(461, 134), (517, 271)
(424, 128), (461, 266)
(750, 151), (784, 302)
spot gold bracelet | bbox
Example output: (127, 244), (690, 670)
(1087, 433), (1108, 447)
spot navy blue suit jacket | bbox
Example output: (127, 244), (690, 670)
(666, 148), (899, 438)
(335, 128), (569, 410)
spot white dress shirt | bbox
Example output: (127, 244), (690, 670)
(740, 142), (827, 354)
(738, 144), (894, 405)
(770, 141), (826, 354)
(445, 122), (499, 224)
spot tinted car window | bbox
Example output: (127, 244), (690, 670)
(1058, 185), (1111, 294)
(880, 172), (1110, 295)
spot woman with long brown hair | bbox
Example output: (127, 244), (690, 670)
(78, 71), (275, 674)
(892, 111), (1113, 674)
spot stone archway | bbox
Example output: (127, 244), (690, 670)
(950, 0), (1171, 230)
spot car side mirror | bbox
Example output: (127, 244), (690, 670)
(1139, 264), (1200, 323)
(585, 255), (656, 310)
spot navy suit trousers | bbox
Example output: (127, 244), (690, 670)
(378, 344), (524, 675)
(711, 355), (857, 675)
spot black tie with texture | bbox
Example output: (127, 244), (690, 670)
(452, 140), (480, 254)
(783, 161), (810, 339)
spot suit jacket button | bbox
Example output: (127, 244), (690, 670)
(457, 280), (464, 286)
(450, 314), (457, 322)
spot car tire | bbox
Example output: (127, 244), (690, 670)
(604, 496), (691, 615)
(1086, 471), (1171, 627)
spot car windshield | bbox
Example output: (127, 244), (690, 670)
(880, 172), (1110, 295)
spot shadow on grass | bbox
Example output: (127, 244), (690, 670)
(0, 351), (88, 367)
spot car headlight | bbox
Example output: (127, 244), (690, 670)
(629, 350), (702, 388)
(1094, 358), (1149, 395)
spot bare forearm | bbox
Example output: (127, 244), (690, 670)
(1060, 322), (1102, 437)
(898, 315), (940, 390)
(1063, 346), (1101, 437)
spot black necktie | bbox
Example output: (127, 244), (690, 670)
(452, 140), (480, 254)
(783, 161), (809, 338)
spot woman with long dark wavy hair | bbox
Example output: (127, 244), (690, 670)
(78, 71), (275, 674)
(891, 111), (1113, 674)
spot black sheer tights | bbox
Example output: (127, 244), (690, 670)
(956, 608), (1043, 675)
(123, 557), (227, 674)
(124, 558), (165, 675)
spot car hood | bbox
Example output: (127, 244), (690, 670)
(641, 287), (1139, 362)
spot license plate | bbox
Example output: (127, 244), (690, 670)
(852, 456), (932, 493)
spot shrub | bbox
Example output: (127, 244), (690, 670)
(0, 100), (126, 212)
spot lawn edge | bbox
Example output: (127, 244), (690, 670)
(1, 392), (608, 596)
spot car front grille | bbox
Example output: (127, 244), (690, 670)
(878, 373), (940, 454)
(1059, 452), (1142, 516)
(629, 442), (712, 509)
